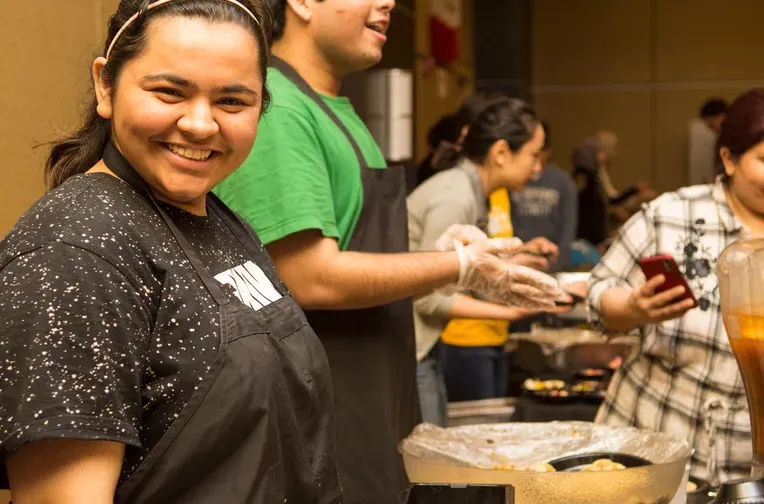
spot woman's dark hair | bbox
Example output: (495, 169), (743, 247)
(540, 120), (550, 150)
(453, 91), (508, 132)
(716, 89), (764, 183)
(435, 96), (539, 171)
(45, 0), (273, 190)
(427, 115), (461, 150)
(572, 144), (598, 173)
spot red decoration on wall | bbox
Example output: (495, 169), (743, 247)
(429, 0), (461, 65)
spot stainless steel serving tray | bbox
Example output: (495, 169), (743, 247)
(509, 328), (639, 373)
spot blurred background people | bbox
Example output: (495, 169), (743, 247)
(689, 97), (729, 185)
(574, 130), (657, 250)
(510, 121), (578, 273)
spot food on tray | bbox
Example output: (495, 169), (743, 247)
(491, 462), (517, 471)
(580, 368), (606, 377)
(523, 378), (566, 391)
(544, 379), (565, 389)
(687, 481), (698, 492)
(492, 459), (627, 473)
(528, 463), (556, 473)
(571, 380), (599, 393)
(523, 378), (545, 391)
(580, 458), (627, 472)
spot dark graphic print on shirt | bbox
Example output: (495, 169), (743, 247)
(675, 218), (716, 312)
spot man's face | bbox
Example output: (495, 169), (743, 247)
(708, 113), (725, 133)
(311, 0), (395, 74)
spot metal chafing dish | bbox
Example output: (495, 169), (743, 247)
(447, 398), (517, 427)
(401, 422), (692, 504)
(509, 328), (639, 374)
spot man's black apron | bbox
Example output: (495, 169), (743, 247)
(100, 143), (342, 504)
(270, 57), (421, 504)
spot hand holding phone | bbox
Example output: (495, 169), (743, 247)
(632, 255), (697, 324)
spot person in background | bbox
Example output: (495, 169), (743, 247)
(510, 122), (578, 273)
(431, 92), (555, 268)
(701, 98), (728, 132)
(508, 122), (581, 334)
(573, 143), (613, 251)
(408, 99), (566, 426)
(590, 130), (657, 219)
(416, 114), (461, 187)
(586, 89), (764, 483)
(574, 131), (656, 250)
(212, 2), (561, 502)
(0, 1), (345, 502)
(689, 97), (728, 185)
(435, 93), (559, 404)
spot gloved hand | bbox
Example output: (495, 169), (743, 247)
(454, 238), (563, 311)
(434, 224), (491, 252)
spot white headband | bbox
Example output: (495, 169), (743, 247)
(106, 0), (260, 59)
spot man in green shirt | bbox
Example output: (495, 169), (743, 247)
(214, 1), (561, 502)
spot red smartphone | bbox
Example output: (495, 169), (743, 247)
(638, 254), (699, 309)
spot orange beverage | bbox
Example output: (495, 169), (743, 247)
(725, 311), (764, 477)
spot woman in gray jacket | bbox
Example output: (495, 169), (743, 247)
(408, 96), (567, 426)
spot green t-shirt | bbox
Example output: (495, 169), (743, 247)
(214, 68), (387, 250)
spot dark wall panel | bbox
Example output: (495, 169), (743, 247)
(474, 0), (531, 100)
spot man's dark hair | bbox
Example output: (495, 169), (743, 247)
(700, 98), (728, 119)
(267, 0), (287, 39)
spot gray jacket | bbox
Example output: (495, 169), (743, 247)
(406, 158), (486, 361)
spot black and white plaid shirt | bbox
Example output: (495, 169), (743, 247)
(588, 179), (752, 482)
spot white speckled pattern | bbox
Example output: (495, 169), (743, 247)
(0, 172), (281, 483)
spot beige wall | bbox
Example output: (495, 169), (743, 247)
(414, 0), (475, 163)
(531, 0), (764, 193)
(1, 0), (119, 237)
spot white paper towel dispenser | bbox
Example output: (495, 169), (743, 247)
(341, 68), (414, 163)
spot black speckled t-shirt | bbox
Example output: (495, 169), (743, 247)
(0, 173), (288, 483)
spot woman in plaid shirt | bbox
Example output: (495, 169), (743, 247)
(588, 89), (764, 483)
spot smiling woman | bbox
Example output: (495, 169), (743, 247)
(90, 15), (266, 215)
(0, 1), (343, 503)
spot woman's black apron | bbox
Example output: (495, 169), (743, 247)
(270, 57), (421, 504)
(101, 143), (342, 504)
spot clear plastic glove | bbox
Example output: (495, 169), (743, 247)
(434, 224), (490, 252)
(509, 253), (550, 271)
(455, 239), (564, 311)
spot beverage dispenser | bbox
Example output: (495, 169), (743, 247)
(718, 238), (764, 479)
